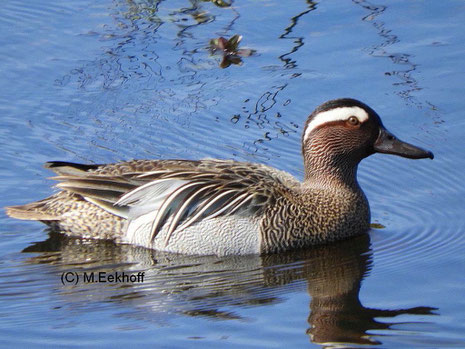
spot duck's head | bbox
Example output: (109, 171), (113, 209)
(302, 98), (433, 182)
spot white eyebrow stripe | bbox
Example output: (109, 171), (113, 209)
(303, 106), (369, 141)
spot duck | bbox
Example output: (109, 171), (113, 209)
(6, 98), (433, 256)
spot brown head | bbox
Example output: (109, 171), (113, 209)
(302, 98), (433, 186)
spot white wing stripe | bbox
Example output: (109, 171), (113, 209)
(116, 178), (180, 206)
(164, 184), (220, 245)
(150, 181), (207, 239)
(136, 170), (171, 178)
(177, 191), (250, 233)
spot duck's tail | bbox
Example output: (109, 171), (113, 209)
(5, 161), (102, 222)
(5, 197), (59, 221)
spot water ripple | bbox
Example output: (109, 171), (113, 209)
(360, 138), (465, 274)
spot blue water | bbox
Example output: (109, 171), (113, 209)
(1, 0), (464, 347)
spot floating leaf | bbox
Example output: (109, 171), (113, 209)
(201, 0), (232, 7)
(236, 48), (256, 57)
(227, 34), (242, 51)
(209, 34), (255, 68)
(220, 55), (243, 69)
(212, 0), (232, 7)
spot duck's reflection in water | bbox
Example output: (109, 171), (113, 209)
(24, 232), (436, 346)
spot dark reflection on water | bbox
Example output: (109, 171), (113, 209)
(278, 1), (318, 69)
(354, 0), (442, 126)
(228, 1), (318, 159)
(24, 233), (436, 346)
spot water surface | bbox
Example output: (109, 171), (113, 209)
(1, 0), (464, 347)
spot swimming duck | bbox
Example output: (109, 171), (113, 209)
(6, 98), (433, 255)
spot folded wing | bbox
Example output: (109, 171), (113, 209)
(47, 160), (289, 245)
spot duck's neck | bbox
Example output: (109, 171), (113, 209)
(303, 154), (360, 191)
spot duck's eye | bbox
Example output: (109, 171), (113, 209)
(347, 116), (360, 126)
